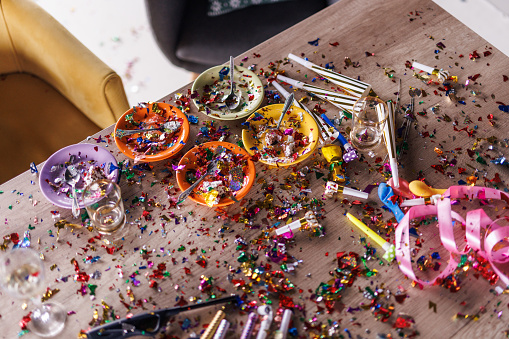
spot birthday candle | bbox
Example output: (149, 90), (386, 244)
(201, 310), (226, 339)
(213, 319), (230, 339)
(345, 213), (395, 262)
(240, 312), (258, 339)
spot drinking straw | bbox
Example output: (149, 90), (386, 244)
(276, 74), (357, 113)
(377, 101), (399, 187)
(288, 53), (371, 98)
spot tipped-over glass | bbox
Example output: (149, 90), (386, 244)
(0, 247), (66, 337)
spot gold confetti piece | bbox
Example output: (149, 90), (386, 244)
(126, 286), (135, 302)
(50, 264), (58, 271)
(21, 302), (28, 310)
(89, 309), (99, 326)
(41, 288), (60, 302)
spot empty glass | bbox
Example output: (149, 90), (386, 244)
(350, 96), (388, 151)
(0, 248), (66, 337)
(82, 179), (126, 236)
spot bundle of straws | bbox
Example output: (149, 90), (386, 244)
(376, 101), (399, 187)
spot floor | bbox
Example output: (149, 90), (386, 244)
(35, 0), (509, 107)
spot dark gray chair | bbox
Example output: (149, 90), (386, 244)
(145, 0), (338, 73)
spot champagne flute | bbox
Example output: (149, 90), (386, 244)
(0, 248), (66, 337)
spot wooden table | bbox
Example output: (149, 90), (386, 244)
(1, 0), (508, 337)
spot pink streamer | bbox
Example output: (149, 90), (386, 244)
(395, 186), (509, 287)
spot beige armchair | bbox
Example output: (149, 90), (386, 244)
(0, 0), (129, 183)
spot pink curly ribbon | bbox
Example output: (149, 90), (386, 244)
(395, 186), (509, 286)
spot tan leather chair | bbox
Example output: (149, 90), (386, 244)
(0, 0), (129, 183)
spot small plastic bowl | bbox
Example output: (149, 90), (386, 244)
(191, 64), (264, 120)
(114, 102), (190, 162)
(176, 141), (256, 207)
(241, 104), (320, 167)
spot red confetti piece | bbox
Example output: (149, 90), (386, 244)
(175, 297), (188, 307)
(469, 74), (481, 81)
(278, 294), (295, 308)
(503, 75), (508, 82)
(19, 312), (32, 330)
(10, 233), (19, 244)
(469, 50), (480, 60)
(393, 316), (413, 328)
(329, 42), (339, 47)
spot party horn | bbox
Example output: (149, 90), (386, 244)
(411, 61), (450, 83)
(320, 114), (358, 162)
(274, 211), (320, 237)
(288, 53), (371, 98)
(377, 101), (399, 187)
(400, 194), (441, 207)
(272, 80), (338, 144)
(346, 213), (395, 262)
(276, 74), (357, 113)
(323, 181), (368, 199)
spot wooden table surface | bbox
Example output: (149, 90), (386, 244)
(1, 0), (509, 338)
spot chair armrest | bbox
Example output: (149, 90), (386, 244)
(1, 0), (129, 128)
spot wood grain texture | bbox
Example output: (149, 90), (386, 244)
(1, 0), (508, 338)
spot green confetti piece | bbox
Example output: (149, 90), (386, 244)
(476, 155), (487, 165)
(88, 284), (98, 295)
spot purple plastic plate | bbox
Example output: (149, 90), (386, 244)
(39, 143), (119, 209)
